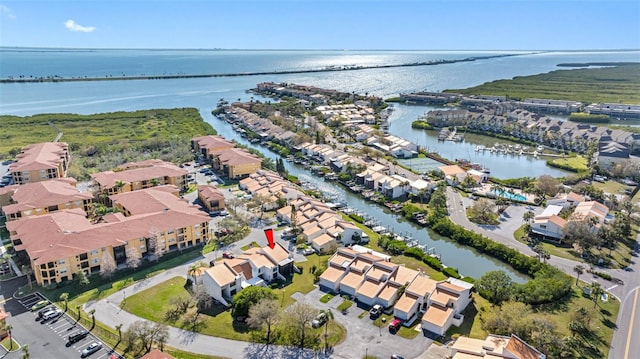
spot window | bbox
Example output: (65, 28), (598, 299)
(140, 245), (146, 250)
(167, 230), (174, 235)
(90, 249), (99, 255)
(60, 268), (67, 274)
(58, 259), (66, 265)
(92, 258), (99, 264)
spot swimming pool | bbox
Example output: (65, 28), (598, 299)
(490, 189), (527, 202)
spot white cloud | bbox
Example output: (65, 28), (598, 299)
(0, 5), (16, 19)
(64, 19), (96, 33)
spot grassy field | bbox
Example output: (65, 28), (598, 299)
(445, 64), (640, 104)
(548, 155), (589, 172)
(121, 271), (346, 348)
(0, 108), (215, 157)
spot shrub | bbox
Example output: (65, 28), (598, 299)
(349, 213), (364, 223)
(443, 267), (461, 279)
(422, 255), (444, 271)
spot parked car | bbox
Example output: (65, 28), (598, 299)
(222, 252), (234, 259)
(302, 247), (315, 256)
(81, 342), (103, 358)
(67, 330), (89, 346)
(311, 312), (327, 328)
(390, 355), (405, 359)
(31, 300), (49, 311)
(41, 309), (63, 322)
(219, 209), (230, 217)
(37, 306), (55, 319)
(369, 304), (382, 319)
(389, 318), (402, 333)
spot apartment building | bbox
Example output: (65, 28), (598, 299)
(7, 188), (209, 286)
(91, 159), (188, 195)
(9, 142), (70, 185)
(0, 178), (93, 221)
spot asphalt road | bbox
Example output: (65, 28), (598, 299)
(610, 286), (640, 359)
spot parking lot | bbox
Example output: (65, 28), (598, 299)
(11, 293), (116, 359)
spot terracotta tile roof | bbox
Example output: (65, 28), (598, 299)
(91, 160), (186, 189)
(238, 253), (274, 269)
(8, 204), (209, 266)
(394, 293), (419, 313)
(0, 308), (8, 321)
(319, 265), (344, 284)
(10, 142), (69, 172)
(389, 266), (419, 286)
(192, 135), (235, 151)
(213, 148), (262, 166)
(505, 334), (545, 359)
(356, 278), (385, 299)
(573, 201), (609, 222)
(2, 178), (92, 215)
(548, 215), (567, 228)
(110, 186), (196, 216)
(231, 259), (254, 280)
(377, 282), (400, 301)
(330, 249), (356, 268)
(198, 184), (225, 202)
(407, 275), (437, 297)
(139, 349), (176, 359)
(451, 336), (487, 354)
(261, 242), (290, 264)
(206, 262), (238, 286)
(438, 281), (466, 295)
(339, 270), (365, 289)
(439, 165), (466, 176)
(312, 233), (335, 247)
(424, 303), (453, 327)
(365, 263), (396, 281)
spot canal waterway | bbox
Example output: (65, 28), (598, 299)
(207, 110), (529, 282)
(386, 103), (571, 179)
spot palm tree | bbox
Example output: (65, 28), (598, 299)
(6, 324), (12, 350)
(573, 265), (585, 285)
(89, 309), (96, 331)
(60, 293), (69, 313)
(321, 309), (334, 353)
(22, 265), (33, 289)
(115, 323), (123, 348)
(21, 344), (29, 359)
(590, 282), (603, 308)
(74, 305), (82, 325)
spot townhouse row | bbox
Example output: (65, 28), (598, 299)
(319, 247), (473, 336)
(191, 135), (262, 179)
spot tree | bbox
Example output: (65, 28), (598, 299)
(523, 210), (535, 226)
(477, 270), (513, 305)
(21, 265), (33, 289)
(590, 282), (603, 308)
(126, 247), (141, 269)
(573, 265), (585, 285)
(563, 219), (598, 251)
(284, 301), (317, 349)
(100, 252), (117, 279)
(246, 194), (270, 219)
(60, 293), (69, 313)
(247, 298), (280, 345)
(6, 324), (12, 350)
(89, 309), (96, 331)
(225, 197), (244, 215)
(481, 301), (533, 339)
(320, 308), (334, 352)
(468, 198), (497, 224)
(115, 323), (123, 348)
(74, 305), (82, 325)
(21, 344), (29, 359)
(232, 286), (276, 317)
(123, 320), (169, 355)
(192, 285), (213, 313)
(147, 226), (163, 263)
(535, 175), (560, 197)
(74, 270), (90, 286)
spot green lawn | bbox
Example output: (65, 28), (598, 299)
(548, 156), (589, 172)
(592, 180), (629, 196)
(0, 336), (18, 351)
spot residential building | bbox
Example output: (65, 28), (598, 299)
(571, 201), (610, 224)
(198, 184), (225, 213)
(530, 205), (566, 241)
(0, 308), (7, 339)
(421, 279), (473, 336)
(451, 334), (546, 359)
(546, 191), (585, 209)
(7, 188), (210, 286)
(0, 178), (93, 221)
(598, 140), (630, 169)
(439, 165), (467, 186)
(210, 148), (262, 179)
(91, 159), (188, 195)
(239, 170), (304, 201)
(191, 135), (235, 161)
(394, 274), (437, 322)
(9, 142), (70, 185)
(202, 243), (293, 305)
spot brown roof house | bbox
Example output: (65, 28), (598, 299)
(0, 178), (93, 221)
(191, 135), (235, 162)
(202, 243), (293, 305)
(9, 142), (70, 185)
(451, 334), (546, 359)
(197, 184), (225, 214)
(91, 159), (188, 195)
(139, 349), (176, 359)
(421, 278), (474, 336)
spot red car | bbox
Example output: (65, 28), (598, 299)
(222, 252), (234, 259)
(389, 318), (402, 333)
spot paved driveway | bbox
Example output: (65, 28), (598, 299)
(294, 289), (433, 359)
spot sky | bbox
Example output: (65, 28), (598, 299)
(0, 0), (639, 50)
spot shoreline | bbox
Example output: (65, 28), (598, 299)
(0, 53), (522, 84)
